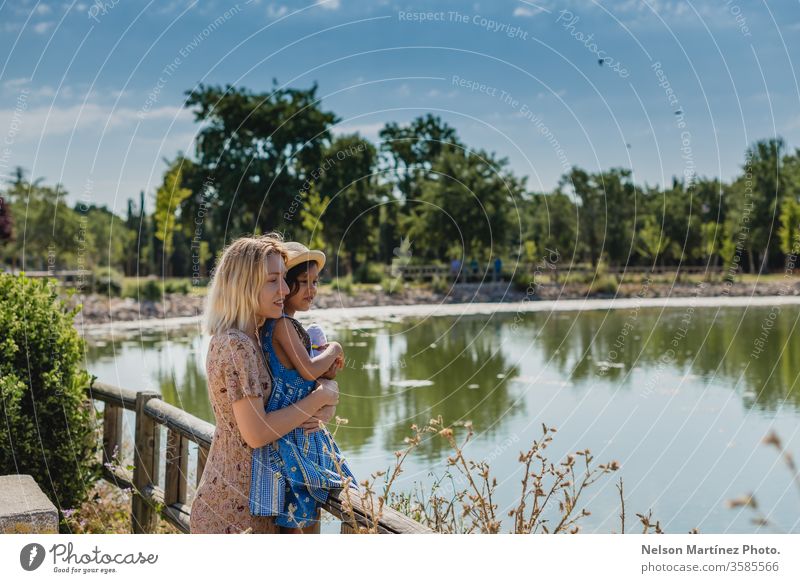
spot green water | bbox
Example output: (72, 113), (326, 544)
(86, 305), (800, 533)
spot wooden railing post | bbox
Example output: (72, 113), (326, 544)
(132, 391), (161, 534)
(102, 403), (123, 467)
(165, 430), (188, 507)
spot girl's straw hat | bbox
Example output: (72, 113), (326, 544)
(283, 241), (326, 271)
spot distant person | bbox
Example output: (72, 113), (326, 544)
(494, 257), (502, 282)
(450, 257), (462, 282)
(470, 258), (479, 282)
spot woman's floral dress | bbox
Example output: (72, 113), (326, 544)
(190, 329), (280, 534)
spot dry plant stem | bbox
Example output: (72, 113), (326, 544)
(764, 431), (800, 497)
(339, 418), (625, 534)
(725, 432), (797, 533)
(336, 421), (428, 533)
(617, 477), (625, 534)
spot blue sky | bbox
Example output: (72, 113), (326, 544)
(1, 0), (799, 213)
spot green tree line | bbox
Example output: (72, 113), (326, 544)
(2, 82), (800, 281)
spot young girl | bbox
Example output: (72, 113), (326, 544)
(249, 242), (357, 532)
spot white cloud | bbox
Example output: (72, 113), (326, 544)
(513, 6), (544, 18)
(35, 4), (52, 15)
(267, 3), (288, 18)
(536, 88), (567, 99)
(0, 103), (193, 142)
(320, 0), (341, 10)
(3, 78), (30, 89)
(32, 21), (55, 34)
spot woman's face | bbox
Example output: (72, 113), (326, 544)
(286, 262), (320, 312)
(256, 253), (289, 321)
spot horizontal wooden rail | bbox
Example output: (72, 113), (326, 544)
(386, 263), (726, 281)
(87, 381), (430, 534)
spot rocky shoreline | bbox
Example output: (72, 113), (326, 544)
(70, 278), (800, 326)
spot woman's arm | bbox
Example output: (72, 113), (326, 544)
(232, 379), (339, 449)
(319, 353), (345, 379)
(273, 318), (342, 381)
(299, 403), (337, 432)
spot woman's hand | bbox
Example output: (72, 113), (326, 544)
(300, 404), (337, 433)
(320, 354), (344, 379)
(313, 378), (339, 407)
(321, 341), (344, 357)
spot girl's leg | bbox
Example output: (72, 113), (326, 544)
(280, 509), (320, 534)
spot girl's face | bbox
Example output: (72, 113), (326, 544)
(286, 262), (320, 312)
(256, 253), (289, 321)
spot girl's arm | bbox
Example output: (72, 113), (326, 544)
(273, 317), (342, 380)
(232, 379), (339, 449)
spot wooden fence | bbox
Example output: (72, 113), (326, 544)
(388, 263), (722, 281)
(89, 382), (430, 534)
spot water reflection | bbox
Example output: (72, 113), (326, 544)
(86, 306), (800, 436)
(331, 315), (521, 458)
(84, 306), (800, 532)
(526, 306), (800, 411)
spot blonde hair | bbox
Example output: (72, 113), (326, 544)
(203, 234), (288, 336)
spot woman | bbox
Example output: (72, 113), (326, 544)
(190, 235), (340, 534)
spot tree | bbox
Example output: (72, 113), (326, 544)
(525, 192), (579, 265)
(79, 204), (134, 273)
(1, 170), (84, 272)
(407, 147), (525, 261)
(379, 114), (463, 201)
(316, 134), (381, 271)
(730, 138), (785, 273)
(559, 168), (636, 266)
(185, 82), (337, 235)
(0, 195), (12, 247)
(778, 149), (800, 258)
(699, 221), (723, 268)
(154, 157), (193, 276)
(636, 216), (671, 265)
(299, 184), (329, 253)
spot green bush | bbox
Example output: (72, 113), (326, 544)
(141, 279), (162, 301)
(164, 279), (191, 294)
(0, 274), (100, 532)
(511, 270), (535, 293)
(588, 274), (619, 296)
(381, 274), (405, 296)
(430, 274), (449, 294)
(354, 262), (384, 284)
(93, 267), (123, 297)
(331, 274), (353, 295)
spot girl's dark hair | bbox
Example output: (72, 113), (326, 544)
(285, 260), (318, 301)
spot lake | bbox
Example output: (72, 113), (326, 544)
(85, 303), (800, 533)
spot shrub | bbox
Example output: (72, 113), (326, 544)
(92, 267), (123, 297)
(589, 274), (619, 296)
(140, 279), (162, 302)
(430, 274), (449, 294)
(0, 274), (100, 533)
(331, 274), (353, 295)
(381, 274), (405, 296)
(164, 279), (190, 294)
(354, 262), (384, 284)
(511, 270), (535, 293)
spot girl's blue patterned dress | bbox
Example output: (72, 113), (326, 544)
(249, 314), (357, 528)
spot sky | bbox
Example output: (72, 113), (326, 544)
(1, 0), (799, 214)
